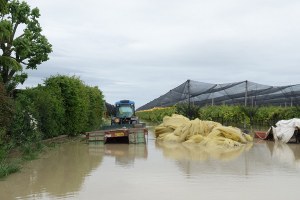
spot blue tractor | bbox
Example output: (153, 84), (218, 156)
(86, 100), (147, 143)
(111, 100), (139, 125)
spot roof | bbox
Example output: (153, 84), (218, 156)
(115, 100), (135, 105)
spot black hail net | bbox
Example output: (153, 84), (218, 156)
(137, 80), (300, 111)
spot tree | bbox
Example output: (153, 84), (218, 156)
(0, 0), (52, 94)
(0, 82), (14, 143)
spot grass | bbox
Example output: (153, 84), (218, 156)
(0, 142), (43, 178)
(0, 135), (83, 179)
(21, 142), (43, 161)
(0, 159), (20, 179)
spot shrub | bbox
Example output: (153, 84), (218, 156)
(44, 75), (89, 135)
(254, 106), (300, 126)
(44, 75), (105, 135)
(199, 105), (246, 126)
(22, 86), (65, 139)
(0, 159), (20, 178)
(136, 107), (176, 123)
(85, 86), (105, 131)
(9, 92), (41, 145)
(0, 83), (14, 144)
(175, 103), (200, 119)
(0, 75), (106, 177)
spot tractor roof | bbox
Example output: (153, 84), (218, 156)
(115, 100), (135, 105)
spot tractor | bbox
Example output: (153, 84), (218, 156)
(111, 100), (139, 125)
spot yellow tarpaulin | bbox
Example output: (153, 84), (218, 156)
(155, 114), (253, 148)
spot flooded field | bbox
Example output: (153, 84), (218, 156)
(1, 126), (300, 200)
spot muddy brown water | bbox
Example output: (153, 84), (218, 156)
(1, 126), (300, 200)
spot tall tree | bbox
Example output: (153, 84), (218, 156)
(0, 0), (52, 94)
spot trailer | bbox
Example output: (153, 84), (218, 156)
(86, 124), (148, 144)
(86, 100), (148, 144)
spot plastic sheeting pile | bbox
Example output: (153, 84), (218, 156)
(155, 114), (252, 148)
(271, 118), (300, 143)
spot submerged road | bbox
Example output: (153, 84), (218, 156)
(1, 126), (300, 200)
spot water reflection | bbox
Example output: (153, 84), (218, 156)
(156, 141), (253, 161)
(2, 136), (300, 200)
(158, 140), (300, 177)
(104, 144), (148, 167)
(0, 141), (103, 199)
(270, 142), (300, 169)
(155, 141), (253, 177)
(0, 141), (149, 199)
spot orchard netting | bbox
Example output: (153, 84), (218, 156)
(138, 80), (300, 110)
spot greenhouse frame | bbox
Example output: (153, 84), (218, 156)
(138, 80), (300, 110)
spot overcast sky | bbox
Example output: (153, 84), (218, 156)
(21, 0), (300, 108)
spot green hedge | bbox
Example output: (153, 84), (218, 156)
(0, 83), (15, 162)
(136, 107), (176, 123)
(16, 86), (65, 139)
(44, 75), (90, 136)
(137, 104), (300, 127)
(10, 93), (41, 145)
(175, 103), (200, 119)
(253, 106), (300, 126)
(11, 75), (105, 139)
(199, 105), (247, 126)
(0, 75), (105, 178)
(85, 85), (105, 131)
(0, 83), (14, 144)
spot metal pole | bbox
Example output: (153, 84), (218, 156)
(244, 80), (248, 129)
(245, 80), (248, 106)
(187, 79), (191, 119)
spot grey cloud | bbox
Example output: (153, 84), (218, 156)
(21, 0), (300, 107)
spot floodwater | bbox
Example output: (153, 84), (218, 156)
(1, 126), (300, 200)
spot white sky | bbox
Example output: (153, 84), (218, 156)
(22, 0), (300, 108)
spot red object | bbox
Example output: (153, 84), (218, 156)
(255, 131), (270, 140)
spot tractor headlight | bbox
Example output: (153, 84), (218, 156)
(114, 118), (120, 123)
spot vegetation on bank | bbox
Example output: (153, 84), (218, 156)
(136, 107), (176, 123)
(1, 1), (106, 178)
(0, 75), (105, 178)
(136, 104), (300, 128)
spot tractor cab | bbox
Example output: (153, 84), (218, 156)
(111, 100), (139, 125)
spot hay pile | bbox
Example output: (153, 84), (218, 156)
(155, 114), (252, 148)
